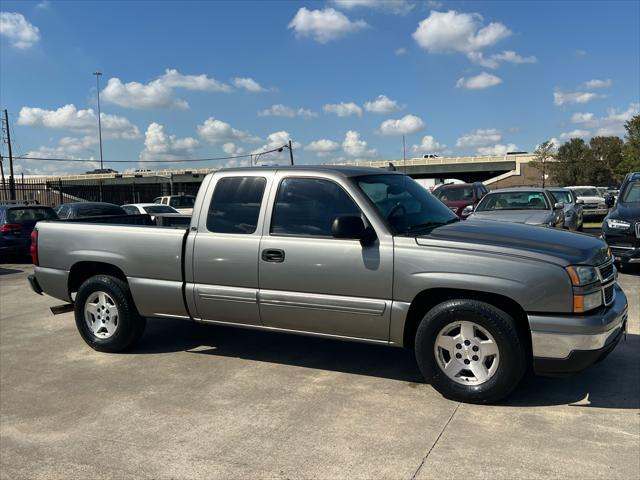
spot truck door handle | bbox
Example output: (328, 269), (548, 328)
(261, 249), (285, 263)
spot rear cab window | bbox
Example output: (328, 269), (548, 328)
(206, 176), (267, 234)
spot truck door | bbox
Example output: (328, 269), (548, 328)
(257, 173), (393, 341)
(190, 173), (271, 325)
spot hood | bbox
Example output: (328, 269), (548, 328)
(415, 218), (610, 266)
(609, 202), (640, 221)
(469, 210), (552, 225)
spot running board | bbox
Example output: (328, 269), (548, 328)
(50, 304), (74, 315)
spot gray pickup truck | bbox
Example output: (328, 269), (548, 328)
(28, 167), (629, 403)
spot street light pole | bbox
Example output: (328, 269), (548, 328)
(93, 71), (104, 170)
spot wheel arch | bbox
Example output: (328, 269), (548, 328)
(68, 261), (128, 296)
(402, 288), (531, 355)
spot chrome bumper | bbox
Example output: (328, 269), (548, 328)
(528, 285), (628, 360)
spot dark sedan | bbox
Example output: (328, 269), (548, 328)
(1, 203), (58, 258)
(54, 202), (127, 219)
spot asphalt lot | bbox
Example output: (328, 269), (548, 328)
(0, 261), (638, 479)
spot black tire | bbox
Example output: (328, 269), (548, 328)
(74, 275), (146, 353)
(414, 299), (527, 404)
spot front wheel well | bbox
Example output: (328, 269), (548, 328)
(68, 262), (127, 296)
(403, 288), (531, 354)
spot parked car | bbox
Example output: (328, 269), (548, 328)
(152, 195), (195, 215)
(566, 186), (609, 219)
(468, 187), (565, 228)
(423, 154), (439, 159)
(432, 182), (488, 219)
(601, 172), (639, 266)
(85, 168), (118, 175)
(122, 203), (181, 221)
(547, 187), (584, 231)
(54, 202), (127, 220)
(29, 167), (628, 404)
(1, 203), (57, 257)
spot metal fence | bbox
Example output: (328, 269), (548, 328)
(0, 175), (204, 206)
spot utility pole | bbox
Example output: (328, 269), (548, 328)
(288, 140), (294, 166)
(93, 72), (104, 170)
(3, 109), (16, 200)
(402, 135), (406, 173)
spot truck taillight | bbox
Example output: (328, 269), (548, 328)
(30, 228), (39, 265)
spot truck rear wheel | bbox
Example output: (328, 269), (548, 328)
(415, 299), (527, 404)
(74, 275), (146, 353)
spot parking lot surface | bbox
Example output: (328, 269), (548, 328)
(1, 262), (638, 479)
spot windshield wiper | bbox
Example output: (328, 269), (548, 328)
(405, 217), (459, 234)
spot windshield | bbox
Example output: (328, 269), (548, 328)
(169, 196), (195, 208)
(550, 190), (573, 204)
(7, 207), (57, 223)
(621, 182), (640, 203)
(573, 188), (600, 197)
(144, 205), (178, 214)
(476, 191), (550, 211)
(355, 174), (458, 235)
(433, 186), (474, 202)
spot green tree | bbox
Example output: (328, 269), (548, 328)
(529, 140), (556, 187)
(617, 114), (640, 177)
(549, 138), (589, 185)
(588, 136), (623, 185)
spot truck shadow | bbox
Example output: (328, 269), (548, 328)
(134, 319), (639, 409)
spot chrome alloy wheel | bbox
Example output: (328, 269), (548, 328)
(434, 321), (500, 386)
(84, 291), (119, 339)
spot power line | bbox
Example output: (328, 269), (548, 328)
(12, 144), (290, 164)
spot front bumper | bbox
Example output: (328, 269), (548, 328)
(582, 208), (609, 218)
(602, 231), (640, 264)
(529, 285), (628, 375)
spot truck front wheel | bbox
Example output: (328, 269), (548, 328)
(415, 299), (527, 404)
(74, 275), (146, 353)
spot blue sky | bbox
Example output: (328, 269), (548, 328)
(1, 0), (639, 174)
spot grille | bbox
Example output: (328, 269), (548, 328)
(598, 262), (614, 281)
(603, 284), (615, 305)
(636, 222), (640, 239)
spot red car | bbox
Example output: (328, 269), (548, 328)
(433, 182), (488, 219)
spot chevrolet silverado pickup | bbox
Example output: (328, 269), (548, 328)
(28, 167), (629, 403)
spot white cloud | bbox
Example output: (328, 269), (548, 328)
(342, 130), (376, 157)
(411, 135), (447, 154)
(560, 129), (590, 140)
(567, 102), (639, 136)
(222, 143), (244, 155)
(575, 49), (587, 57)
(288, 7), (368, 43)
(102, 77), (188, 110)
(19, 137), (99, 175)
(18, 104), (141, 139)
(364, 95), (402, 113)
(413, 10), (511, 54)
(553, 90), (605, 106)
(197, 117), (260, 144)
(233, 77), (271, 93)
(251, 131), (301, 163)
(456, 72), (502, 90)
(456, 128), (502, 148)
(582, 79), (612, 89)
(395, 47), (407, 55)
(258, 104), (317, 118)
(159, 68), (231, 92)
(304, 139), (341, 156)
(102, 69), (231, 110)
(331, 0), (414, 15)
(35, 1), (51, 9)
(0, 12), (40, 49)
(378, 114), (425, 136)
(477, 143), (518, 155)
(323, 102), (363, 117)
(139, 123), (199, 162)
(467, 50), (537, 69)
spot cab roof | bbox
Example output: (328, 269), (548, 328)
(217, 165), (396, 177)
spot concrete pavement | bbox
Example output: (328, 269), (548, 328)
(1, 263), (638, 479)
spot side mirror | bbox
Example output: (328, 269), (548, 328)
(462, 205), (474, 217)
(332, 215), (366, 240)
(576, 199), (584, 205)
(554, 202), (564, 210)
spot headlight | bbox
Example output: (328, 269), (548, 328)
(573, 290), (603, 313)
(566, 265), (599, 286)
(606, 218), (630, 229)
